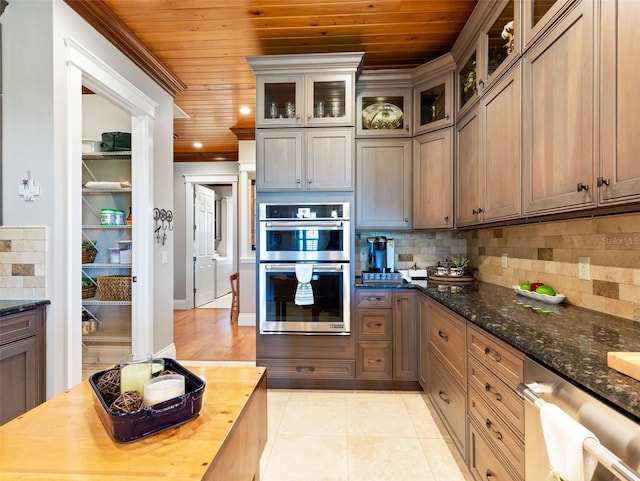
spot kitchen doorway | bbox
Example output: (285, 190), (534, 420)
(182, 174), (238, 309)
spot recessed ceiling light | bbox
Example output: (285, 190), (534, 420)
(240, 106), (251, 115)
(193, 142), (202, 148)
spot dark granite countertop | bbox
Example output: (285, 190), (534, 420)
(355, 280), (640, 421)
(0, 299), (50, 316)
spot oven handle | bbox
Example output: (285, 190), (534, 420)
(517, 383), (640, 481)
(264, 220), (343, 228)
(264, 263), (344, 271)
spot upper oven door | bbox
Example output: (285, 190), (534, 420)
(259, 219), (351, 261)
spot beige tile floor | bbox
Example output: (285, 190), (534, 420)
(260, 389), (474, 481)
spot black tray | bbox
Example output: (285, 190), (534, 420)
(89, 358), (206, 443)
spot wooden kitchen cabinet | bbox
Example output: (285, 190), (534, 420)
(413, 128), (453, 229)
(467, 323), (524, 481)
(0, 305), (47, 425)
(456, 43), (480, 118)
(456, 63), (521, 227)
(522, 0), (577, 49)
(413, 71), (453, 135)
(393, 290), (417, 381)
(356, 138), (412, 229)
(250, 52), (363, 128)
(522, 0), (596, 215)
(599, 0), (640, 206)
(418, 293), (430, 390)
(256, 128), (354, 191)
(356, 85), (412, 137)
(355, 289), (418, 385)
(424, 296), (468, 459)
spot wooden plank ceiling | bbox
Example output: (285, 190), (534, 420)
(98, 0), (478, 161)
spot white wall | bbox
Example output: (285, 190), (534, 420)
(1, 0), (175, 396)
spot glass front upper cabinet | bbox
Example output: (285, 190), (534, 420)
(413, 73), (453, 135)
(305, 73), (354, 126)
(457, 47), (478, 115)
(256, 75), (304, 127)
(523, 0), (574, 48)
(356, 88), (412, 137)
(481, 0), (519, 91)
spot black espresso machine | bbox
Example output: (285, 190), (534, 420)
(365, 236), (395, 272)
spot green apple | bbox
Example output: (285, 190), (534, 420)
(519, 282), (531, 291)
(535, 285), (556, 296)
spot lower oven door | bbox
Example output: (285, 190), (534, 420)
(259, 262), (350, 334)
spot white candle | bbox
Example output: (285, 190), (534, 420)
(143, 374), (185, 407)
(120, 362), (152, 394)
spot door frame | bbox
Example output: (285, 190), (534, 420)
(66, 38), (156, 387)
(183, 174), (238, 308)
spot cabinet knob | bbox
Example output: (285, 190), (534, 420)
(485, 469), (493, 480)
(307, 179), (312, 184)
(444, 113), (450, 120)
(597, 177), (610, 187)
(444, 216), (449, 221)
(577, 182), (589, 192)
(479, 79), (485, 89)
(405, 125), (410, 132)
(404, 217), (409, 223)
(478, 207), (484, 214)
(296, 179), (301, 184)
(472, 209), (478, 215)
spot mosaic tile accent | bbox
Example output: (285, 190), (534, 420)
(0, 227), (47, 299)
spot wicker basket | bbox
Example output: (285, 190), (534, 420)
(97, 276), (132, 301)
(82, 285), (97, 299)
(82, 250), (97, 264)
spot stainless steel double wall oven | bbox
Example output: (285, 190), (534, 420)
(258, 202), (351, 334)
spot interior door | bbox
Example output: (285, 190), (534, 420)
(194, 184), (216, 307)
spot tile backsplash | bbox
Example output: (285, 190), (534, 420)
(467, 213), (640, 321)
(0, 227), (47, 299)
(356, 230), (467, 274)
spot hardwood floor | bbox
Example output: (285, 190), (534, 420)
(173, 307), (256, 361)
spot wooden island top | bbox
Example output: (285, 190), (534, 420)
(0, 365), (267, 481)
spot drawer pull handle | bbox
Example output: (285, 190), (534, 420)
(484, 383), (503, 401)
(367, 358), (382, 364)
(295, 366), (315, 373)
(368, 322), (383, 328)
(438, 390), (450, 404)
(438, 330), (448, 341)
(485, 418), (503, 440)
(484, 347), (501, 363)
(485, 469), (493, 480)
(367, 297), (383, 301)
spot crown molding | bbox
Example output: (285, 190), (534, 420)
(64, 0), (186, 97)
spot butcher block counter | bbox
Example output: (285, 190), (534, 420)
(0, 365), (267, 481)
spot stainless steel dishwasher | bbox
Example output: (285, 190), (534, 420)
(519, 357), (640, 481)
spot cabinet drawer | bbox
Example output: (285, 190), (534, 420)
(356, 310), (392, 340)
(468, 355), (524, 436)
(428, 353), (466, 458)
(0, 309), (41, 345)
(356, 341), (393, 380)
(468, 388), (525, 478)
(355, 289), (392, 308)
(257, 358), (355, 380)
(467, 324), (523, 389)
(428, 302), (466, 385)
(468, 420), (522, 481)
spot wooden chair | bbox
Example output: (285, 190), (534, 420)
(229, 272), (239, 323)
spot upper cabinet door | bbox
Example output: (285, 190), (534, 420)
(599, 0), (640, 205)
(478, 0), (521, 95)
(256, 75), (304, 128)
(356, 88), (412, 137)
(456, 43), (480, 118)
(522, 0), (595, 215)
(305, 73), (355, 126)
(522, 0), (577, 49)
(413, 72), (453, 135)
